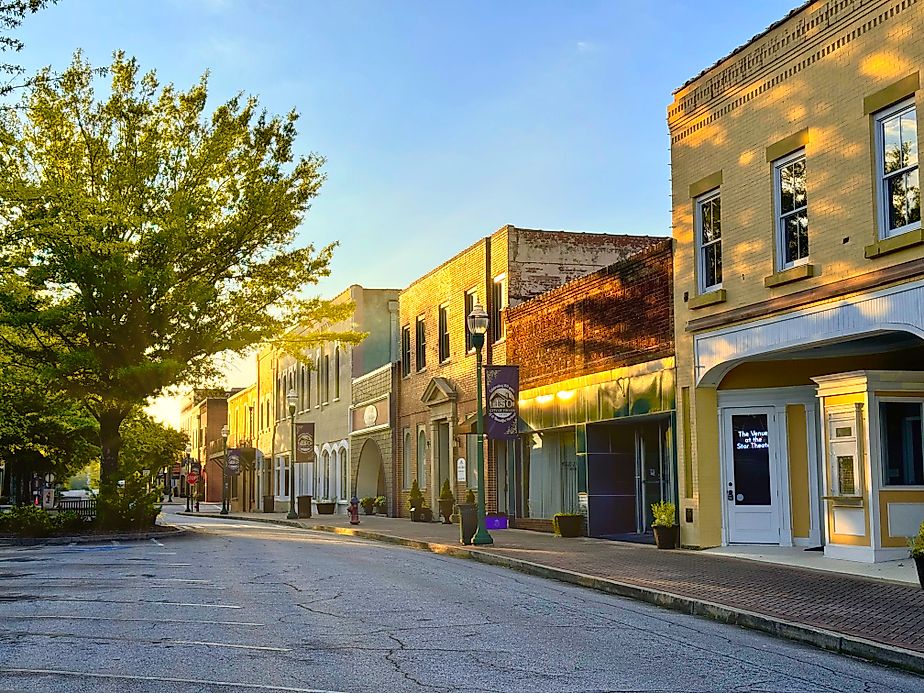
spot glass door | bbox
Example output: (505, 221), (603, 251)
(723, 408), (780, 544)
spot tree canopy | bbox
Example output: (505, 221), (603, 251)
(0, 51), (335, 492)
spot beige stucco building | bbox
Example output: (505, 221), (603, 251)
(670, 0), (924, 561)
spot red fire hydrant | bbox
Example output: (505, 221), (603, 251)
(348, 496), (360, 525)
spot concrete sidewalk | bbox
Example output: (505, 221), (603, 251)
(180, 509), (924, 675)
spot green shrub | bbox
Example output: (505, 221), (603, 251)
(0, 504), (55, 537)
(464, 489), (476, 504)
(651, 501), (676, 528)
(96, 479), (162, 531)
(909, 520), (924, 559)
(360, 496), (375, 512)
(374, 496), (387, 511)
(439, 480), (454, 503)
(407, 479), (424, 509)
(53, 511), (86, 534)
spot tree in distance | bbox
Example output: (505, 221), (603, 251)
(0, 51), (346, 501)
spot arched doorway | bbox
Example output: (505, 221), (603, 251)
(356, 439), (386, 500)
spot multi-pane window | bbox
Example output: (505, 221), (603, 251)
(696, 190), (722, 293)
(438, 304), (450, 362)
(403, 430), (412, 489)
(464, 288), (477, 352)
(774, 150), (808, 269)
(322, 354), (330, 403)
(881, 401), (924, 486)
(339, 449), (348, 500)
(333, 346), (340, 400)
(876, 99), (920, 238)
(401, 325), (411, 377)
(415, 316), (426, 371)
(417, 429), (427, 488)
(491, 275), (506, 343)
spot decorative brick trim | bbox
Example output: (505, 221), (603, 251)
(863, 71), (920, 114)
(689, 170), (723, 198)
(670, 0), (918, 145)
(764, 263), (816, 287)
(765, 128), (810, 162)
(688, 289), (727, 310)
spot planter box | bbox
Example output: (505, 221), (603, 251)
(653, 525), (679, 549)
(315, 502), (336, 515)
(553, 514), (583, 537)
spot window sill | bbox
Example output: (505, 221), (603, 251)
(764, 263), (816, 288)
(822, 495), (864, 507)
(688, 289), (726, 310)
(492, 336), (507, 346)
(865, 227), (924, 258)
(416, 368), (427, 374)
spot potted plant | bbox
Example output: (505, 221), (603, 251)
(408, 479), (425, 521)
(553, 513), (583, 537)
(651, 500), (679, 549)
(438, 480), (455, 524)
(375, 496), (387, 516)
(465, 489), (475, 504)
(360, 496), (375, 515)
(909, 520), (924, 590)
(316, 499), (336, 514)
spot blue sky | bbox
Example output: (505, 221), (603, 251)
(14, 0), (799, 423)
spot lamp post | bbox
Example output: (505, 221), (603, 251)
(184, 445), (192, 513)
(220, 424), (230, 515)
(287, 389), (298, 519)
(467, 303), (493, 546)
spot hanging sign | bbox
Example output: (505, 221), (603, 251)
(295, 422), (316, 463)
(226, 449), (242, 475)
(485, 365), (519, 440)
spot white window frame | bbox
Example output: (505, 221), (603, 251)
(773, 149), (809, 270)
(878, 397), (924, 488)
(875, 98), (920, 240)
(491, 273), (507, 343)
(695, 189), (722, 294)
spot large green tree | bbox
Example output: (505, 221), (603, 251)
(0, 51), (334, 499)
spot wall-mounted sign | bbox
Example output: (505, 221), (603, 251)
(295, 423), (316, 463)
(351, 396), (390, 434)
(456, 458), (466, 482)
(485, 365), (519, 440)
(363, 404), (378, 427)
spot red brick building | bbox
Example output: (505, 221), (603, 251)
(507, 239), (676, 537)
(396, 225), (661, 517)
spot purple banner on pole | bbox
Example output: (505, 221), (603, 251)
(295, 422), (316, 463)
(226, 449), (241, 476)
(485, 365), (519, 440)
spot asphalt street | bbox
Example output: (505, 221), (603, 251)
(0, 506), (921, 693)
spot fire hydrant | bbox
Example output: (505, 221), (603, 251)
(348, 496), (360, 525)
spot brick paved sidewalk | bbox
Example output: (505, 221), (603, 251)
(199, 510), (924, 660)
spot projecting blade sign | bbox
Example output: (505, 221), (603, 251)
(295, 422), (316, 463)
(485, 365), (519, 440)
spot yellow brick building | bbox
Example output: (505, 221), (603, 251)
(670, 0), (924, 561)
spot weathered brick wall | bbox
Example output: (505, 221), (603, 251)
(508, 240), (674, 389)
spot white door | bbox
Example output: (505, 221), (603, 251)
(723, 408), (780, 544)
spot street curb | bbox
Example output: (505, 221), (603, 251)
(178, 513), (924, 676)
(0, 525), (186, 546)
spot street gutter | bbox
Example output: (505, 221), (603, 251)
(178, 512), (924, 677)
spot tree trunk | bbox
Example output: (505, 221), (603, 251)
(98, 408), (126, 501)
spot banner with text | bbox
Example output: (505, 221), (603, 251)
(485, 365), (519, 440)
(294, 422), (316, 463)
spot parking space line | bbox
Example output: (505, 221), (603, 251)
(1, 615), (264, 626)
(0, 669), (346, 692)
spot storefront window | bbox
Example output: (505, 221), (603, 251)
(518, 431), (576, 519)
(881, 401), (924, 486)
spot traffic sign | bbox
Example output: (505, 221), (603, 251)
(186, 471), (199, 485)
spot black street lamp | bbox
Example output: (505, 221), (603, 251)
(184, 445), (193, 512)
(287, 389), (298, 520)
(220, 424), (230, 515)
(467, 303), (493, 546)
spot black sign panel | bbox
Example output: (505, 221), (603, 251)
(731, 414), (771, 506)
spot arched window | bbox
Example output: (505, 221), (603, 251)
(339, 448), (348, 500)
(416, 430), (427, 489)
(403, 430), (412, 489)
(320, 450), (328, 499)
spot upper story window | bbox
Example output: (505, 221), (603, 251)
(438, 304), (450, 363)
(876, 99), (919, 239)
(322, 353), (330, 403)
(333, 346), (340, 400)
(415, 315), (426, 371)
(491, 274), (506, 343)
(695, 190), (722, 293)
(401, 325), (411, 377)
(774, 150), (808, 269)
(464, 288), (477, 352)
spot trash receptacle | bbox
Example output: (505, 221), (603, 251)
(263, 495), (275, 513)
(297, 495), (312, 519)
(456, 503), (477, 545)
